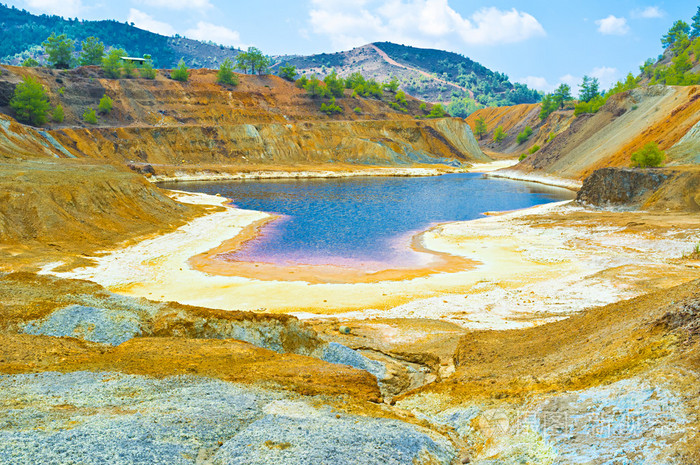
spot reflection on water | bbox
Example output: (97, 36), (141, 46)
(163, 173), (574, 269)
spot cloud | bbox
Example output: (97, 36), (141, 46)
(24, 0), (83, 17)
(595, 15), (629, 35)
(140, 0), (212, 10)
(631, 6), (664, 19)
(590, 66), (618, 90)
(516, 76), (554, 93)
(185, 22), (246, 48)
(307, 0), (545, 51)
(127, 8), (176, 36)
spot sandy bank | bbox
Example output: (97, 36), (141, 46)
(486, 168), (583, 190)
(40, 187), (700, 331)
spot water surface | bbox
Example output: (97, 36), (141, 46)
(164, 173), (574, 270)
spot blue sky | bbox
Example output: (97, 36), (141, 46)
(5, 0), (699, 93)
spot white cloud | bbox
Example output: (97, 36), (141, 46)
(595, 15), (629, 35)
(24, 0), (82, 17)
(185, 22), (246, 48)
(140, 0), (212, 10)
(127, 8), (176, 36)
(590, 66), (618, 90)
(516, 76), (554, 93)
(631, 6), (664, 19)
(307, 0), (545, 51)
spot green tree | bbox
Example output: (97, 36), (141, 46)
(552, 83), (571, 108)
(692, 7), (700, 39)
(98, 94), (113, 114)
(42, 33), (74, 69)
(52, 104), (64, 123)
(139, 58), (157, 79)
(395, 90), (408, 107)
(217, 58), (238, 85)
(121, 59), (136, 78)
(10, 76), (51, 125)
(662, 20), (690, 49)
(235, 47), (270, 75)
(82, 108), (98, 124)
(492, 125), (507, 142)
(673, 50), (692, 75)
(102, 48), (126, 79)
(320, 96), (343, 115)
(516, 126), (533, 144)
(473, 116), (487, 139)
(539, 94), (558, 120)
(427, 103), (447, 118)
(304, 76), (327, 98)
(171, 59), (189, 82)
(383, 77), (399, 92)
(631, 142), (665, 168)
(22, 58), (39, 67)
(323, 71), (345, 98)
(79, 36), (104, 66)
(278, 63), (298, 81)
(579, 76), (600, 102)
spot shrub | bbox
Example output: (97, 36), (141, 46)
(473, 116), (487, 139)
(217, 58), (238, 85)
(518, 153), (527, 161)
(419, 102), (427, 112)
(139, 60), (157, 79)
(278, 63), (298, 81)
(395, 90), (408, 107)
(9, 76), (51, 126)
(631, 142), (666, 168)
(171, 59), (189, 82)
(98, 94), (113, 114)
(295, 75), (308, 88)
(83, 108), (98, 124)
(22, 58), (40, 67)
(516, 126), (533, 144)
(353, 107), (361, 114)
(493, 125), (507, 142)
(320, 97), (342, 115)
(427, 103), (447, 118)
(102, 48), (126, 79)
(122, 59), (136, 78)
(574, 95), (605, 116)
(528, 145), (540, 154)
(52, 104), (64, 122)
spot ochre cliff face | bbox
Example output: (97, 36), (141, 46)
(467, 85), (700, 180)
(0, 66), (487, 175)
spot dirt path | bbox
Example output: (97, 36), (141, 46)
(369, 44), (474, 98)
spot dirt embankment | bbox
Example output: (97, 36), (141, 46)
(0, 65), (488, 179)
(467, 85), (700, 182)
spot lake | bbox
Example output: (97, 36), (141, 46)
(163, 173), (574, 271)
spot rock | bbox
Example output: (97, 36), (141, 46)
(318, 342), (386, 380)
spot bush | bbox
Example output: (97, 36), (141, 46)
(122, 59), (136, 78)
(493, 125), (507, 142)
(518, 153), (527, 161)
(528, 145), (540, 154)
(631, 142), (665, 168)
(102, 48), (126, 79)
(139, 60), (157, 79)
(427, 103), (447, 118)
(353, 107), (361, 114)
(83, 108), (98, 124)
(419, 102), (427, 112)
(217, 58), (238, 85)
(295, 75), (308, 88)
(9, 76), (50, 126)
(395, 90), (408, 107)
(98, 94), (113, 114)
(320, 97), (342, 115)
(22, 57), (39, 67)
(278, 63), (297, 81)
(171, 59), (189, 82)
(574, 95), (605, 116)
(52, 104), (64, 122)
(516, 126), (533, 144)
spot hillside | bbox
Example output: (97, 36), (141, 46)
(273, 42), (540, 114)
(0, 3), (240, 68)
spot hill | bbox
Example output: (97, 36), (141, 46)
(272, 42), (541, 114)
(0, 3), (240, 68)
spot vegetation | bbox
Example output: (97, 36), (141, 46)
(323, 71), (345, 98)
(121, 58), (136, 78)
(21, 57), (39, 67)
(42, 32), (74, 68)
(539, 94), (558, 120)
(578, 76), (600, 102)
(303, 76), (327, 98)
(217, 58), (238, 86)
(79, 36), (104, 66)
(171, 59), (189, 82)
(82, 108), (98, 124)
(139, 58), (157, 79)
(383, 77), (399, 92)
(101, 48), (126, 78)
(473, 117), (487, 139)
(631, 142), (666, 168)
(353, 107), (361, 114)
(492, 125), (507, 142)
(447, 97), (482, 117)
(278, 63), (297, 81)
(516, 126), (533, 144)
(552, 84), (572, 108)
(394, 90), (408, 107)
(98, 94), (113, 114)
(320, 97), (343, 115)
(236, 47), (270, 75)
(518, 153), (527, 161)
(9, 76), (51, 125)
(427, 104), (447, 118)
(528, 145), (540, 154)
(51, 104), (64, 123)
(574, 95), (605, 116)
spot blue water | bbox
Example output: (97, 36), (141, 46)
(164, 173), (574, 269)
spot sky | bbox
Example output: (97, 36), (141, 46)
(4, 0), (699, 93)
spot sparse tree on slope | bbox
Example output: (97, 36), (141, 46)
(171, 59), (189, 82)
(217, 58), (238, 85)
(79, 36), (105, 66)
(473, 116), (487, 139)
(691, 7), (700, 39)
(579, 76), (600, 102)
(10, 76), (50, 126)
(102, 48), (126, 78)
(662, 20), (690, 49)
(235, 47), (270, 75)
(42, 33), (74, 69)
(278, 63), (297, 81)
(553, 83), (571, 108)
